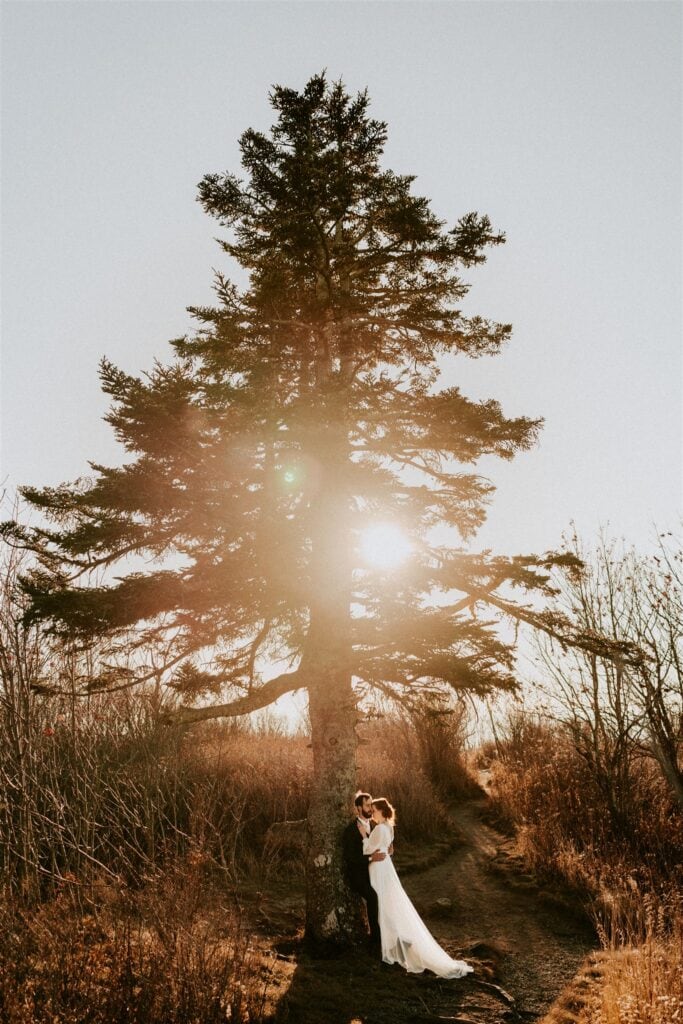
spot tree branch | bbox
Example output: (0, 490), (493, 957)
(165, 667), (306, 725)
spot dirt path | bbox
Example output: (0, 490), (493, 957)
(260, 797), (597, 1023)
(400, 798), (597, 1020)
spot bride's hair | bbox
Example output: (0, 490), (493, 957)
(371, 797), (396, 822)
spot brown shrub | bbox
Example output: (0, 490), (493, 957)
(0, 862), (274, 1024)
(1, 684), (467, 900)
(356, 716), (452, 842)
(488, 713), (683, 908)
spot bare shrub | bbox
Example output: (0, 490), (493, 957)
(356, 715), (451, 842)
(489, 712), (683, 900)
(0, 687), (198, 896)
(0, 862), (274, 1024)
(409, 697), (483, 800)
(589, 889), (683, 1024)
(536, 530), (683, 812)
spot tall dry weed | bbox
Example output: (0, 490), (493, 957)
(489, 713), (683, 900)
(356, 715), (452, 841)
(490, 711), (683, 1024)
(0, 859), (275, 1024)
(1, 681), (464, 901)
(1, 689), (202, 895)
(587, 890), (683, 1024)
(410, 699), (482, 801)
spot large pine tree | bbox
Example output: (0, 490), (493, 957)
(8, 74), (585, 943)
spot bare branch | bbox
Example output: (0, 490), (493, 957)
(165, 667), (306, 725)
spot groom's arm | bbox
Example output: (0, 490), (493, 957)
(343, 822), (387, 868)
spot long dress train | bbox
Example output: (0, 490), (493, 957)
(363, 822), (473, 978)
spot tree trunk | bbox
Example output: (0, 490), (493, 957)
(303, 509), (362, 945)
(650, 732), (683, 810)
(305, 666), (361, 946)
(302, 385), (362, 944)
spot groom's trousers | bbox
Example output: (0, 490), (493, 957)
(356, 878), (380, 946)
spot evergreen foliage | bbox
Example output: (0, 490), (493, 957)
(7, 73), (583, 709)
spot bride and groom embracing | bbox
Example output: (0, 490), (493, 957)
(342, 791), (473, 979)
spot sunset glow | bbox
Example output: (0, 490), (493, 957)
(360, 523), (413, 569)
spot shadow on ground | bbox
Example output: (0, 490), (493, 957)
(269, 939), (511, 1024)
(252, 798), (598, 1024)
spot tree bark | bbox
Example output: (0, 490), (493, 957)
(305, 665), (360, 945)
(650, 732), (683, 810)
(301, 375), (362, 944)
(303, 506), (361, 946)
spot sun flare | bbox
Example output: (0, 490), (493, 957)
(360, 523), (413, 569)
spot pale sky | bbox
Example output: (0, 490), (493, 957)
(2, 1), (681, 559)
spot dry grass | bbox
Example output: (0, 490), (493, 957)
(356, 715), (452, 840)
(586, 891), (683, 1024)
(487, 714), (683, 903)
(1, 688), (470, 901)
(593, 933), (683, 1024)
(0, 858), (277, 1024)
(541, 900), (683, 1024)
(489, 713), (683, 1024)
(0, 688), (477, 1022)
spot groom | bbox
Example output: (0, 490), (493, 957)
(342, 791), (387, 950)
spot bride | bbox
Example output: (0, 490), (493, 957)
(363, 797), (473, 979)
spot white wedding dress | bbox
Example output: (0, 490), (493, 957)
(363, 822), (473, 978)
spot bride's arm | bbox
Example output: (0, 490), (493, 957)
(362, 825), (386, 856)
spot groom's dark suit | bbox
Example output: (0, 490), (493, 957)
(342, 818), (380, 945)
